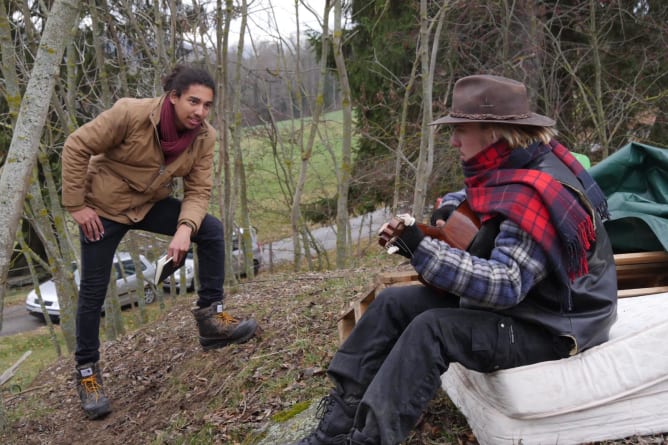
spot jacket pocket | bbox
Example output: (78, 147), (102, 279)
(470, 316), (513, 372)
(87, 169), (132, 214)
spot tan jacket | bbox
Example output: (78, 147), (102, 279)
(61, 95), (216, 232)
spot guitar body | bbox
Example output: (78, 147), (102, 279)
(379, 200), (481, 251)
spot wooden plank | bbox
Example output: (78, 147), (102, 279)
(618, 286), (668, 298)
(376, 270), (419, 286)
(353, 287), (377, 321)
(617, 261), (668, 289)
(337, 310), (356, 344)
(614, 251), (668, 266)
(0, 350), (32, 386)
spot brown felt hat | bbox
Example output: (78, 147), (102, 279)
(430, 74), (555, 127)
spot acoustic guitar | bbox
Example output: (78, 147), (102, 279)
(378, 200), (481, 252)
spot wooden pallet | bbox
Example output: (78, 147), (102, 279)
(337, 251), (668, 344)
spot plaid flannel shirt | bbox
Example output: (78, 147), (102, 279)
(415, 190), (549, 309)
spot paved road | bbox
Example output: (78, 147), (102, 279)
(0, 303), (45, 337)
(261, 207), (392, 265)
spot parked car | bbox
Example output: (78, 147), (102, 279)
(161, 225), (263, 290)
(161, 250), (195, 291)
(25, 252), (156, 323)
(231, 225), (263, 277)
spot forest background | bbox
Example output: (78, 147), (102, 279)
(0, 0), (666, 435)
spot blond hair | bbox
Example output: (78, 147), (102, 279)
(484, 124), (558, 149)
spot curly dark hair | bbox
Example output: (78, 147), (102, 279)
(162, 65), (215, 97)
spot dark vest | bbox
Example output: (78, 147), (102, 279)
(495, 150), (618, 353)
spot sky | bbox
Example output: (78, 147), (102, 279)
(229, 0), (329, 44)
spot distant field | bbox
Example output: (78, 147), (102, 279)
(222, 109), (348, 242)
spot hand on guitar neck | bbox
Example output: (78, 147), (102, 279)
(378, 200), (481, 253)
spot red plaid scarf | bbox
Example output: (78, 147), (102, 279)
(159, 98), (199, 164)
(464, 140), (607, 281)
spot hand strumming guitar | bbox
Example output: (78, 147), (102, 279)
(378, 215), (425, 259)
(392, 224), (424, 258)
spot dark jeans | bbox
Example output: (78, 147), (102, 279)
(328, 285), (569, 445)
(75, 197), (225, 365)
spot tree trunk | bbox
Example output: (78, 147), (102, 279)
(331, 0), (353, 268)
(412, 0), (446, 220)
(0, 0), (21, 122)
(288, 0), (308, 272)
(216, 0), (235, 284)
(0, 0), (81, 332)
(232, 0), (255, 278)
(17, 230), (62, 356)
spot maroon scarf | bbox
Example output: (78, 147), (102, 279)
(159, 98), (199, 164)
(463, 140), (606, 281)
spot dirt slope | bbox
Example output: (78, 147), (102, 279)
(2, 264), (666, 445)
(4, 266), (460, 445)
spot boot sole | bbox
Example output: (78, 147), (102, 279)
(84, 403), (112, 420)
(199, 327), (258, 351)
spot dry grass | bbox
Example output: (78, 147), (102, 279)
(1, 251), (666, 444)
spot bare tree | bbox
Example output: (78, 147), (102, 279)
(231, 0), (257, 278)
(0, 0), (81, 428)
(214, 0), (236, 283)
(411, 0), (447, 219)
(0, 1), (21, 124)
(0, 0), (82, 324)
(329, 0), (352, 267)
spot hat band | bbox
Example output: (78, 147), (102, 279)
(450, 111), (531, 121)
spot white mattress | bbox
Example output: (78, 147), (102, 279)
(441, 292), (668, 444)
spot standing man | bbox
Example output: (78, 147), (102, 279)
(290, 74), (617, 445)
(62, 65), (258, 420)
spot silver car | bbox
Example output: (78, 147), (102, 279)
(231, 225), (263, 277)
(162, 226), (263, 290)
(25, 252), (156, 323)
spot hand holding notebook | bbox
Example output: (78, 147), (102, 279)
(153, 255), (186, 286)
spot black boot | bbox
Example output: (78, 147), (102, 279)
(348, 429), (376, 445)
(75, 362), (112, 420)
(291, 391), (358, 445)
(192, 303), (258, 350)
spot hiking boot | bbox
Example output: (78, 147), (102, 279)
(290, 391), (358, 445)
(192, 303), (258, 350)
(75, 362), (111, 420)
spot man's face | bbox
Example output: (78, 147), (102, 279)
(449, 123), (496, 161)
(169, 84), (214, 131)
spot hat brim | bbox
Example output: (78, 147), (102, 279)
(430, 112), (555, 127)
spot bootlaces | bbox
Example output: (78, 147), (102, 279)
(300, 396), (334, 444)
(315, 395), (335, 421)
(80, 375), (104, 400)
(215, 311), (239, 325)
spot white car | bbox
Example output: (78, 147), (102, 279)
(25, 252), (156, 323)
(161, 250), (196, 291)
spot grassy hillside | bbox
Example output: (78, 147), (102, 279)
(0, 252), (479, 445)
(233, 110), (349, 242)
(2, 248), (667, 444)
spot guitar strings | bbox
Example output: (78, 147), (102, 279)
(389, 236), (416, 259)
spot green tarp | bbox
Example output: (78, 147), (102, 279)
(589, 142), (668, 253)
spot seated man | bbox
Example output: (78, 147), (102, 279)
(290, 74), (618, 445)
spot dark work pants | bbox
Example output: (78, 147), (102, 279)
(75, 197), (225, 365)
(328, 284), (570, 445)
